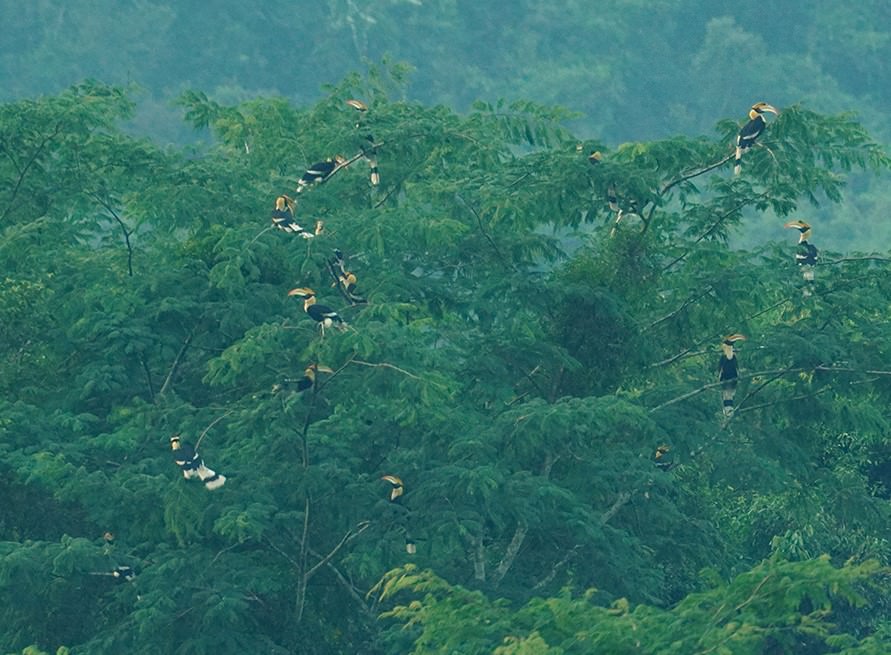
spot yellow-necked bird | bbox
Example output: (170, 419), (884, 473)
(271, 195), (322, 238)
(347, 99), (380, 186)
(718, 334), (746, 416)
(381, 474), (415, 554)
(287, 287), (346, 335)
(734, 102), (779, 175)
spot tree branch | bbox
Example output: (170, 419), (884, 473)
(305, 521), (371, 582)
(158, 330), (194, 397)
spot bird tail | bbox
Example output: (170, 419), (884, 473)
(368, 157), (380, 186)
(733, 146), (742, 175)
(607, 185), (619, 213)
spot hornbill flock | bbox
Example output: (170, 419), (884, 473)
(155, 97), (813, 574)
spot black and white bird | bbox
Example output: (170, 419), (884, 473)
(718, 334), (746, 417)
(170, 434), (226, 490)
(347, 99), (380, 186)
(734, 102), (779, 175)
(381, 475), (415, 554)
(296, 156), (347, 194)
(784, 220), (818, 280)
(270, 195), (322, 238)
(287, 287), (347, 335)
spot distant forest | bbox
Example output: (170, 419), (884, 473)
(2, 0), (889, 251)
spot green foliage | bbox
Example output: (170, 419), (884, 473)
(2, 74), (891, 654)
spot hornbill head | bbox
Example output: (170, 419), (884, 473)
(275, 195), (295, 212)
(750, 102), (779, 119)
(784, 220), (812, 243)
(588, 150), (603, 165)
(169, 434), (182, 450)
(381, 474), (404, 501)
(346, 98), (368, 112)
(721, 333), (746, 357)
(288, 287), (318, 309)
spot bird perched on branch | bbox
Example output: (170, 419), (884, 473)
(170, 434), (226, 490)
(270, 195), (323, 238)
(291, 363), (334, 392)
(784, 220), (818, 280)
(328, 249), (366, 304)
(654, 445), (674, 471)
(296, 155), (348, 194)
(381, 474), (416, 554)
(718, 334), (746, 416)
(287, 287), (347, 335)
(734, 102), (779, 175)
(347, 99), (380, 186)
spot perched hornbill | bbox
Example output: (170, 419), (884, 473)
(270, 195), (322, 238)
(296, 155), (347, 194)
(329, 249), (366, 304)
(287, 287), (347, 335)
(381, 475), (416, 554)
(654, 445), (674, 471)
(292, 363), (334, 392)
(347, 99), (380, 186)
(734, 102), (779, 175)
(784, 220), (818, 278)
(718, 334), (746, 416)
(170, 434), (226, 490)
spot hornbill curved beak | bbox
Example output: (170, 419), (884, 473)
(753, 102), (779, 116)
(288, 287), (315, 298)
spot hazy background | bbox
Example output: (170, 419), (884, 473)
(2, 0), (889, 248)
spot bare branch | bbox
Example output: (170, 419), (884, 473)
(158, 330), (194, 397)
(305, 521), (371, 582)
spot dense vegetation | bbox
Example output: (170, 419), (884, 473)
(2, 63), (891, 653)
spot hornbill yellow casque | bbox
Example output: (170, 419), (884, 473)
(784, 220), (818, 279)
(170, 434), (226, 490)
(287, 287), (347, 335)
(296, 155), (348, 194)
(718, 334), (746, 416)
(734, 102), (779, 175)
(271, 195), (323, 238)
(293, 363), (334, 391)
(381, 474), (416, 554)
(329, 249), (366, 304)
(654, 445), (674, 471)
(347, 98), (380, 186)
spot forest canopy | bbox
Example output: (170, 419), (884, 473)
(2, 65), (891, 654)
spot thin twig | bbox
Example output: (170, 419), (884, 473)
(195, 411), (232, 451)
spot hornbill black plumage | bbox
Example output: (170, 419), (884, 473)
(347, 99), (380, 186)
(718, 334), (746, 416)
(287, 287), (347, 335)
(734, 102), (779, 175)
(654, 445), (674, 471)
(270, 195), (322, 238)
(292, 363), (334, 392)
(170, 434), (226, 490)
(784, 220), (818, 278)
(329, 249), (366, 304)
(381, 474), (416, 554)
(296, 155), (348, 194)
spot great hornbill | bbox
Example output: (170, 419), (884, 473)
(718, 334), (746, 416)
(381, 474), (416, 554)
(270, 195), (322, 238)
(347, 99), (380, 186)
(293, 363), (334, 392)
(287, 287), (347, 335)
(784, 220), (818, 278)
(329, 249), (366, 304)
(170, 434), (226, 490)
(296, 155), (348, 194)
(734, 102), (779, 175)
